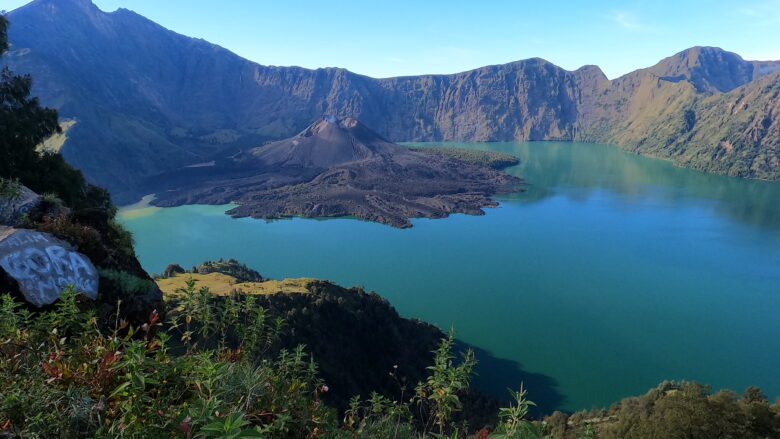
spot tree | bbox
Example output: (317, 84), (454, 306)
(0, 14), (7, 53)
(0, 14), (110, 209)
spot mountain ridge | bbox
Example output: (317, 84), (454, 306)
(4, 0), (779, 200)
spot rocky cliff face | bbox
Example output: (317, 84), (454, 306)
(4, 0), (780, 198)
(369, 59), (579, 142)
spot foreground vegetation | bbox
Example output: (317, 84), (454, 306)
(0, 284), (537, 438)
(2, 282), (780, 439)
(547, 382), (780, 439)
(3, 11), (780, 439)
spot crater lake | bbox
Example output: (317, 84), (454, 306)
(118, 141), (780, 412)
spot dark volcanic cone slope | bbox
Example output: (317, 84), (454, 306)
(249, 117), (406, 169)
(153, 117), (522, 228)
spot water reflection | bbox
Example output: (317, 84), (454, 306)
(410, 141), (780, 232)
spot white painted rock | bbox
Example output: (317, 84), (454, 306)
(0, 227), (99, 307)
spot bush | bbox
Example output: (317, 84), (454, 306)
(1, 278), (541, 438)
(36, 213), (104, 257)
(0, 286), (334, 438)
(99, 269), (155, 297)
(548, 381), (780, 439)
(5, 279), (772, 438)
(0, 177), (22, 201)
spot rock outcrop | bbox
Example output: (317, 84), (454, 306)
(0, 226), (98, 307)
(0, 184), (163, 324)
(0, 184), (39, 226)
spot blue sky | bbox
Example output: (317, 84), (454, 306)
(3, 0), (780, 79)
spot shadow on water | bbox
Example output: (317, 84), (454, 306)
(455, 340), (565, 416)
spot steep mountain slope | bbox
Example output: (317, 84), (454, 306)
(0, 0), (575, 200)
(4, 0), (780, 199)
(1, 0), (577, 200)
(250, 116), (407, 169)
(628, 70), (780, 179)
(640, 46), (773, 93)
(574, 47), (780, 179)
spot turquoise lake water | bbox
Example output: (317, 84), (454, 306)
(118, 141), (780, 412)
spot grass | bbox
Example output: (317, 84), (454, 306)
(38, 119), (77, 153)
(157, 273), (315, 296)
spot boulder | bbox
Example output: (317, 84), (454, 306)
(162, 263), (186, 278)
(0, 226), (99, 307)
(0, 184), (40, 226)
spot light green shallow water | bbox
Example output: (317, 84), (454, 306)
(119, 142), (780, 412)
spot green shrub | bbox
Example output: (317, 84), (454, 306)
(5, 279), (772, 438)
(108, 219), (135, 257)
(36, 214), (103, 256)
(548, 381), (780, 439)
(41, 192), (64, 206)
(99, 269), (155, 297)
(0, 285), (334, 438)
(0, 177), (22, 201)
(0, 278), (544, 438)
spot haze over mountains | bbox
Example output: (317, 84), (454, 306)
(4, 0), (780, 202)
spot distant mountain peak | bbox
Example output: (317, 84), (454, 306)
(339, 117), (359, 128)
(28, 0), (98, 11)
(574, 64), (608, 80)
(313, 116), (360, 130)
(639, 46), (756, 93)
(156, 117), (522, 228)
(16, 0), (105, 23)
(63, 0), (95, 6)
(256, 117), (400, 169)
(672, 46), (742, 67)
(300, 116), (374, 140)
